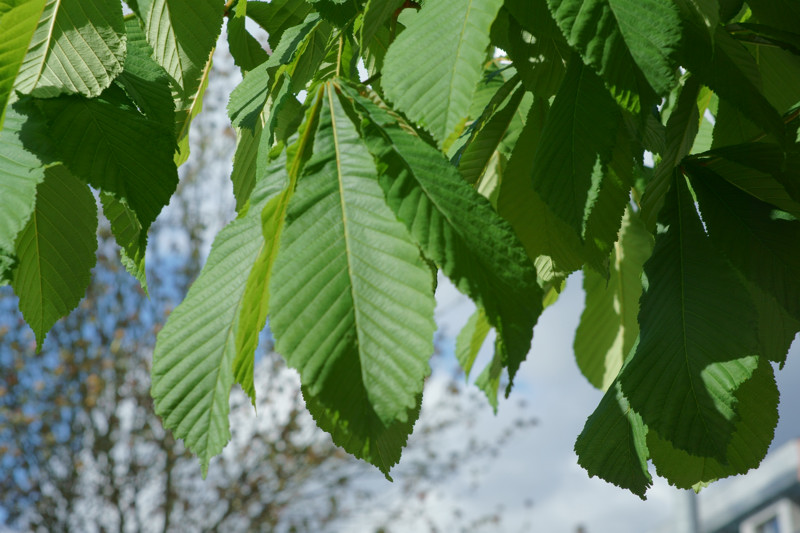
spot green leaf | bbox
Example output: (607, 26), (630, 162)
(307, 0), (357, 27)
(100, 193), (148, 293)
(0, 101), (50, 256)
(455, 307), (491, 379)
(546, 0), (682, 112)
(382, 0), (505, 146)
(575, 373), (652, 499)
(686, 161), (800, 324)
(497, 97), (585, 278)
(233, 149), (298, 404)
(455, 82), (526, 184)
(531, 56), (620, 240)
(115, 19), (176, 136)
(227, 14), (321, 130)
(227, 0), (270, 74)
(139, 0), (223, 156)
(361, 0), (404, 49)
(648, 358), (779, 489)
(151, 154), (289, 475)
(474, 337), (505, 412)
(747, 0), (800, 33)
(0, 0), (46, 130)
(246, 0), (313, 51)
(344, 82), (542, 390)
(678, 14), (785, 143)
(700, 143), (800, 213)
(620, 172), (760, 460)
(37, 87), (179, 237)
(575, 208), (653, 391)
(504, 0), (568, 98)
(269, 84), (436, 473)
(15, 0), (125, 98)
(640, 76), (701, 230)
(748, 284), (800, 367)
(11, 165), (97, 348)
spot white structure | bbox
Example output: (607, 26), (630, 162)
(650, 439), (800, 533)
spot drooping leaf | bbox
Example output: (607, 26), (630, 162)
(747, 0), (800, 33)
(100, 193), (148, 293)
(307, 0), (357, 27)
(456, 84), (529, 185)
(531, 56), (620, 240)
(151, 153), (289, 475)
(11, 165), (97, 348)
(246, 0), (313, 50)
(269, 84), (437, 473)
(455, 307), (491, 379)
(504, 0), (568, 98)
(677, 10), (785, 143)
(575, 208), (653, 391)
(227, 1), (270, 73)
(546, 0), (682, 112)
(647, 358), (779, 489)
(139, 0), (223, 156)
(620, 173), (760, 460)
(748, 283), (800, 368)
(575, 371), (652, 499)
(686, 161), (800, 324)
(0, 0), (46, 129)
(37, 87), (178, 237)
(694, 145), (800, 219)
(115, 19), (177, 136)
(640, 76), (701, 230)
(230, 121), (262, 212)
(0, 100), (51, 257)
(497, 97), (585, 278)
(474, 337), (505, 412)
(343, 82), (542, 390)
(227, 14), (321, 130)
(360, 0), (404, 49)
(382, 0), (505, 146)
(15, 0), (126, 98)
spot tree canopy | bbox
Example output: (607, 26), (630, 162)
(1, 0), (800, 498)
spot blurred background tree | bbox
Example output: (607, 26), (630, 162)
(0, 44), (536, 533)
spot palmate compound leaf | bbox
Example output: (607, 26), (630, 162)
(11, 165), (97, 348)
(340, 82), (543, 392)
(36, 85), (178, 242)
(0, 0), (46, 130)
(151, 151), (290, 475)
(620, 172), (760, 460)
(382, 0), (505, 148)
(574, 207), (653, 391)
(685, 160), (800, 330)
(648, 357), (779, 489)
(269, 83), (437, 475)
(14, 0), (126, 98)
(546, 0), (682, 113)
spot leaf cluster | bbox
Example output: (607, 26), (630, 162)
(2, 0), (800, 496)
